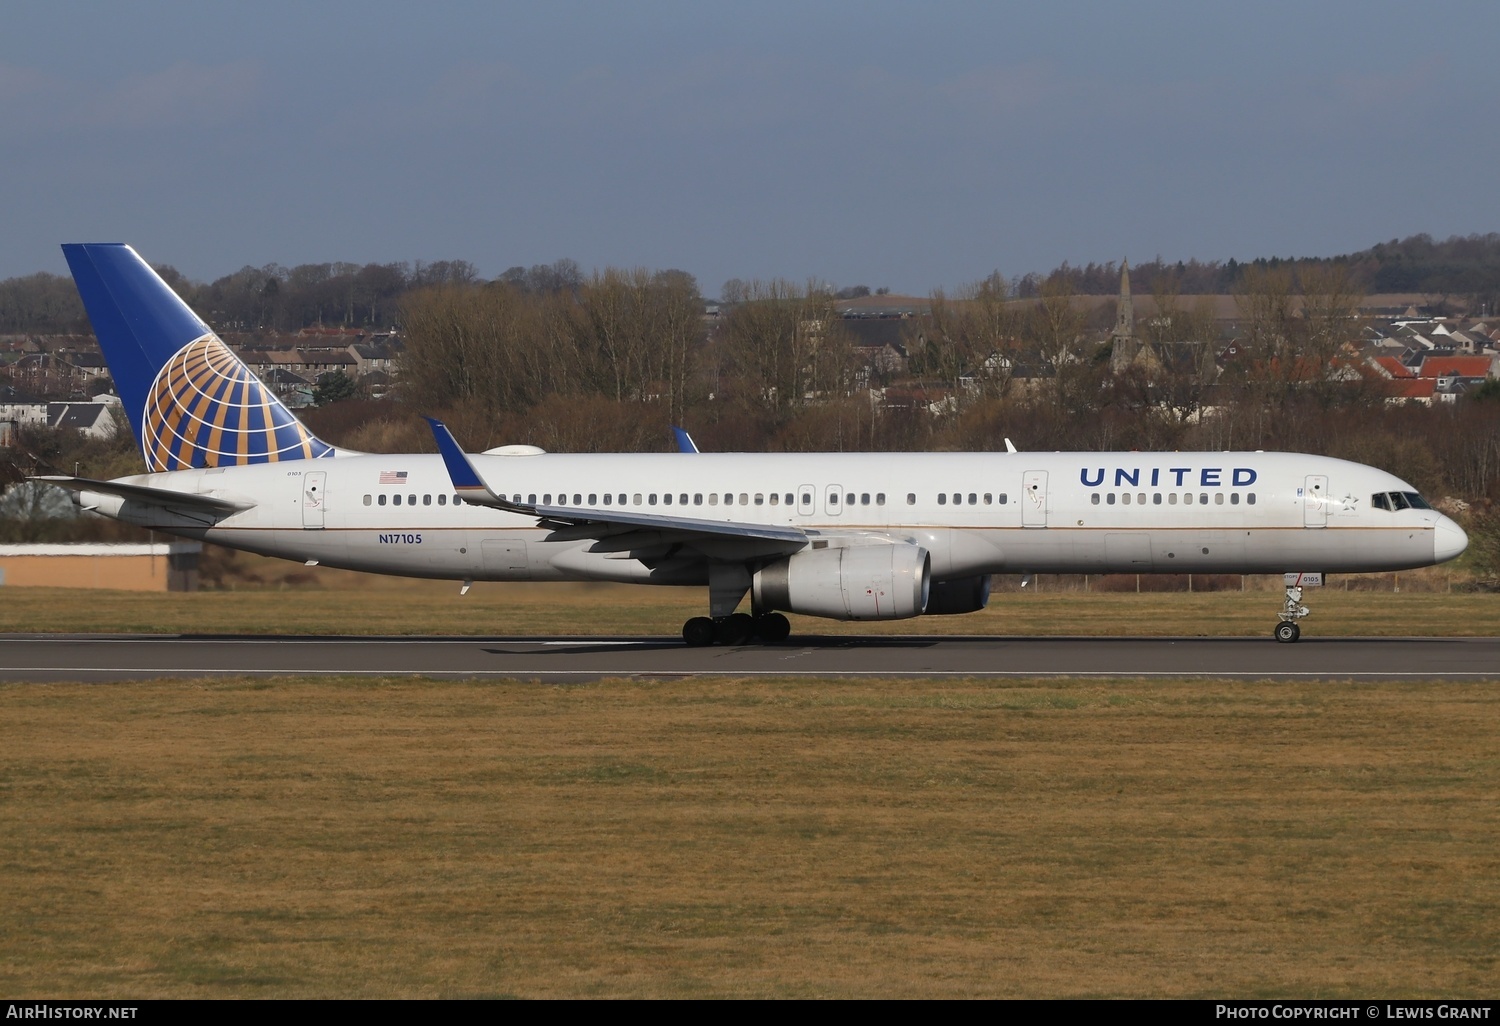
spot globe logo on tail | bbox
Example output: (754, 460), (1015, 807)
(142, 335), (334, 472)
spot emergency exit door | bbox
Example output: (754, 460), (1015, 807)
(1022, 471), (1048, 527)
(1303, 474), (1328, 528)
(302, 471), (327, 529)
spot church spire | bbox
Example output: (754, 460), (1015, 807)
(1114, 257), (1133, 338)
(1110, 258), (1138, 374)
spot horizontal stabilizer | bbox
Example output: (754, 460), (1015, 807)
(34, 476), (254, 515)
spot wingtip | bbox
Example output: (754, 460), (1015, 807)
(426, 416), (487, 491)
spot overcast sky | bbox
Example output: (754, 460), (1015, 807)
(4, 1), (1496, 294)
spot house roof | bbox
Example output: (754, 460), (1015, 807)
(1371, 356), (1415, 379)
(297, 326), (364, 337)
(0, 384), (45, 404)
(843, 319), (910, 352)
(62, 351), (109, 369)
(1419, 356), (1492, 379)
(48, 402), (113, 429)
(1385, 379), (1436, 400)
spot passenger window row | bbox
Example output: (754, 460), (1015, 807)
(363, 493), (460, 507)
(517, 492), (811, 507)
(935, 493), (1008, 506)
(359, 491), (893, 510)
(1089, 492), (1256, 506)
(357, 489), (1042, 511)
(361, 489), (1271, 513)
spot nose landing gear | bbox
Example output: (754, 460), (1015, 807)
(1275, 581), (1310, 643)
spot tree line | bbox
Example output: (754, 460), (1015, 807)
(1010, 232), (1500, 311)
(0, 257), (543, 335)
(5, 231), (1499, 337)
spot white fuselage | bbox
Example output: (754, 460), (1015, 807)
(86, 450), (1461, 583)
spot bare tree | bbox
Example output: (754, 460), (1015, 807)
(1298, 262), (1365, 368)
(912, 273), (1017, 404)
(400, 284), (549, 414)
(718, 279), (852, 414)
(1025, 272), (1095, 413)
(1234, 264), (1296, 373)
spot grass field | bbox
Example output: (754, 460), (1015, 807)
(3, 576), (1496, 637)
(1, 675), (1497, 998)
(5, 572), (1496, 996)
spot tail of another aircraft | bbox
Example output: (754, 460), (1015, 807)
(62, 243), (335, 472)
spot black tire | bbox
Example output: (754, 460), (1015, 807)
(1274, 621), (1300, 643)
(756, 612), (791, 644)
(714, 612), (756, 646)
(683, 616), (715, 647)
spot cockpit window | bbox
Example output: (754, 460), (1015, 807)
(1373, 491), (1432, 512)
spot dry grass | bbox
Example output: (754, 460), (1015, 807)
(1, 676), (1497, 997)
(3, 579), (1497, 638)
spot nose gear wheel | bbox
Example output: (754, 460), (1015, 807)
(1274, 583), (1311, 642)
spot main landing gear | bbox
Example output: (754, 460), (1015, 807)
(682, 612), (791, 647)
(683, 563), (793, 646)
(1274, 581), (1311, 643)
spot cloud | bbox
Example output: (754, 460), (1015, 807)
(0, 60), (263, 135)
(936, 62), (1064, 118)
(87, 60), (264, 130)
(0, 62), (54, 100)
(0, 62), (70, 131)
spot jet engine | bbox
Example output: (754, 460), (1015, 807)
(753, 543), (930, 621)
(924, 574), (992, 615)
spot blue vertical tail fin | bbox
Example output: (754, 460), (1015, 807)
(62, 243), (334, 472)
(671, 426), (700, 453)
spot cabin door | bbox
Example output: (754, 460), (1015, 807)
(1022, 471), (1048, 527)
(302, 471), (327, 530)
(824, 484), (844, 517)
(1303, 475), (1328, 528)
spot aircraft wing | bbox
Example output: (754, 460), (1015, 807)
(426, 418), (808, 548)
(34, 475), (255, 515)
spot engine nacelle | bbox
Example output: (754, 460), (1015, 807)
(753, 543), (930, 621)
(925, 574), (992, 616)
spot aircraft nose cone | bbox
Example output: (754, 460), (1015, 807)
(1434, 517), (1468, 563)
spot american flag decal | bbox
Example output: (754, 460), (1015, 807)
(379, 470), (408, 484)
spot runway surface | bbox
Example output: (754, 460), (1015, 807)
(1, 633), (1497, 682)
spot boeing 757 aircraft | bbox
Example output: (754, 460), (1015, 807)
(40, 244), (1467, 645)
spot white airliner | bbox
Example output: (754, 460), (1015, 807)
(41, 244), (1467, 645)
